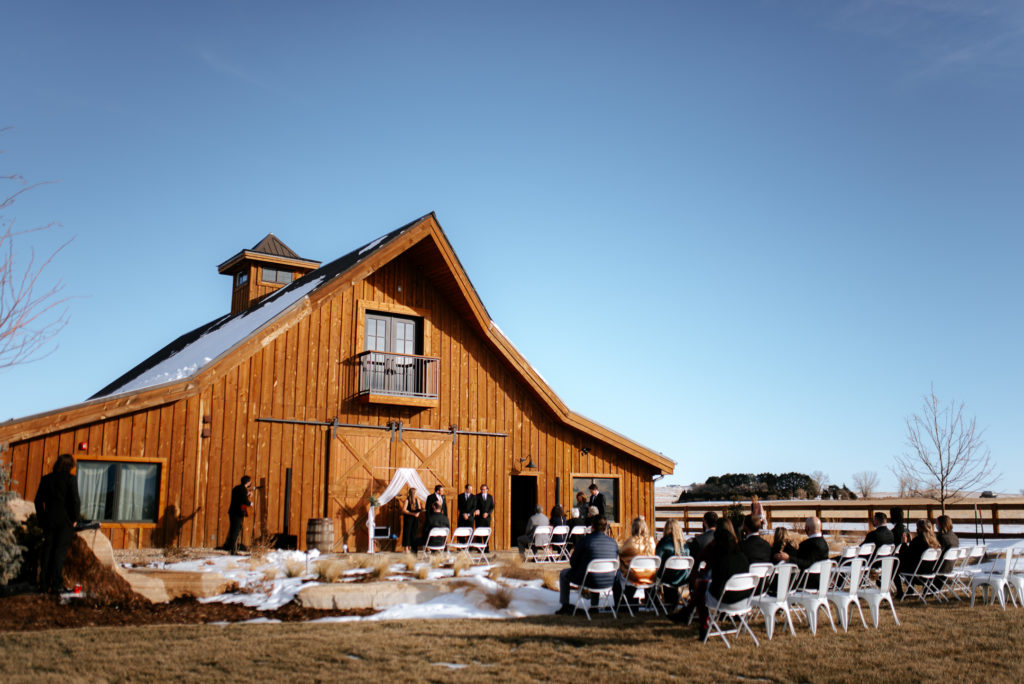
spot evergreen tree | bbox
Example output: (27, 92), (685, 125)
(0, 460), (26, 584)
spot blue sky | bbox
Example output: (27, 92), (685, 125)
(2, 1), (1021, 492)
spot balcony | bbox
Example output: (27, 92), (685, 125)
(356, 351), (440, 407)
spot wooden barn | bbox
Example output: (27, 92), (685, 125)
(0, 214), (673, 551)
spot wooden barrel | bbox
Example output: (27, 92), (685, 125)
(305, 518), (334, 553)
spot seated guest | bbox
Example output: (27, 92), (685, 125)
(679, 519), (751, 640)
(555, 516), (619, 615)
(655, 520), (689, 610)
(420, 501), (449, 545)
(615, 517), (657, 603)
(517, 505), (550, 554)
(936, 515), (959, 572)
(865, 511), (894, 548)
(894, 519), (941, 599)
(770, 526), (792, 557)
(774, 516), (829, 588)
(585, 505), (600, 527)
(890, 506), (909, 546)
(739, 514), (772, 563)
(549, 505), (567, 528)
(687, 511), (719, 560)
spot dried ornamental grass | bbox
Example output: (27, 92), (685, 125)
(369, 557), (393, 580)
(401, 553), (418, 571)
(452, 553), (472, 577)
(314, 560), (348, 583)
(414, 564), (430, 580)
(283, 559), (307, 578)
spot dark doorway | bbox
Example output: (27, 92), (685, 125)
(509, 475), (538, 544)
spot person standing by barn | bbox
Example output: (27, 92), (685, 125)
(223, 475), (252, 554)
(400, 487), (422, 554)
(34, 453), (81, 594)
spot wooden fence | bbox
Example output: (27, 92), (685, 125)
(655, 499), (1024, 540)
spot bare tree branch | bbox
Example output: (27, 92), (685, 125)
(851, 470), (880, 498)
(0, 133), (72, 370)
(891, 385), (999, 513)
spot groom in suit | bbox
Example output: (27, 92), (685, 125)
(588, 483), (606, 518)
(425, 485), (446, 521)
(475, 484), (494, 528)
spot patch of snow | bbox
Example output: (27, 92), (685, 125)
(359, 236), (388, 255)
(105, 275), (326, 396)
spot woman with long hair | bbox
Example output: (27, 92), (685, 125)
(770, 526), (791, 556)
(655, 519), (688, 609)
(615, 517), (657, 606)
(549, 504), (567, 528)
(689, 519), (750, 640)
(895, 519), (941, 599)
(399, 487), (422, 554)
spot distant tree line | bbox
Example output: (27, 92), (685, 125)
(676, 472), (857, 503)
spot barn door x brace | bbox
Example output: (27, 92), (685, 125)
(255, 416), (506, 517)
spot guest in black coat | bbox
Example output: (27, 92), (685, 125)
(936, 515), (960, 572)
(588, 483), (606, 519)
(865, 512), (895, 548)
(549, 505), (568, 528)
(686, 519), (750, 640)
(425, 485), (446, 522)
(774, 516), (830, 588)
(739, 514), (772, 564)
(895, 519), (941, 599)
(687, 511), (719, 560)
(890, 506), (909, 547)
(555, 516), (619, 614)
(456, 484), (477, 529)
(420, 501), (450, 545)
(223, 475), (252, 553)
(34, 453), (81, 593)
(474, 484), (494, 528)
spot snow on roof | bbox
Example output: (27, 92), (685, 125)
(100, 274), (326, 397)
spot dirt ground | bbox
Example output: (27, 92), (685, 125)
(0, 593), (374, 632)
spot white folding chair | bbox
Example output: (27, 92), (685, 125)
(651, 555), (693, 615)
(567, 526), (588, 555)
(952, 545), (987, 598)
(932, 547), (962, 601)
(548, 525), (570, 562)
(419, 527), (449, 560)
(755, 562), (799, 639)
(900, 547), (941, 603)
(615, 555), (660, 616)
(789, 560), (837, 635)
(858, 542), (876, 560)
(523, 525), (553, 562)
(834, 546), (859, 590)
(860, 555), (900, 628)
(827, 557), (868, 631)
(704, 573), (760, 648)
(971, 547), (1014, 609)
(571, 559), (620, 620)
(447, 526), (473, 554)
(874, 543), (896, 559)
(468, 527), (492, 567)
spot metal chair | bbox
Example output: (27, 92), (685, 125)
(571, 559), (620, 620)
(419, 527), (449, 560)
(523, 525), (553, 563)
(548, 525), (570, 562)
(650, 555), (693, 615)
(468, 527), (492, 567)
(860, 555), (901, 628)
(788, 560), (837, 635)
(704, 573), (760, 648)
(753, 562), (800, 639)
(615, 555), (660, 616)
(447, 526), (473, 554)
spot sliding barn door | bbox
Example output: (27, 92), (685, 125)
(327, 429), (454, 551)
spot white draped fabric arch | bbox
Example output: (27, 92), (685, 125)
(367, 467), (429, 552)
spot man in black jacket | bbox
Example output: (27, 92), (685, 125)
(425, 485), (446, 522)
(474, 484), (494, 528)
(864, 512), (895, 548)
(588, 483), (606, 519)
(775, 516), (830, 588)
(223, 475), (252, 553)
(34, 453), (81, 593)
(739, 514), (772, 563)
(555, 516), (618, 614)
(688, 511), (719, 559)
(456, 484), (477, 529)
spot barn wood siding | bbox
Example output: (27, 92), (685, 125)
(3, 250), (659, 550)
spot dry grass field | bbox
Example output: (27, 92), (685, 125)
(2, 599), (1023, 683)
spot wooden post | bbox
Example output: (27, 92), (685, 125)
(992, 506), (1000, 536)
(683, 508), (689, 535)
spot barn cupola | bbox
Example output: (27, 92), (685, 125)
(217, 234), (321, 315)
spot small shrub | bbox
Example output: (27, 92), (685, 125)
(401, 553), (418, 571)
(414, 564), (430, 580)
(369, 557), (392, 580)
(262, 567), (280, 581)
(480, 585), (513, 610)
(314, 560), (347, 583)
(0, 461), (25, 585)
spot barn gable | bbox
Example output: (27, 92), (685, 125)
(0, 213), (673, 551)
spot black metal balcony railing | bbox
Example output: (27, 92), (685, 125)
(357, 351), (439, 400)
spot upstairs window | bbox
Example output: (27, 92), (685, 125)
(235, 271), (249, 287)
(261, 267), (294, 284)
